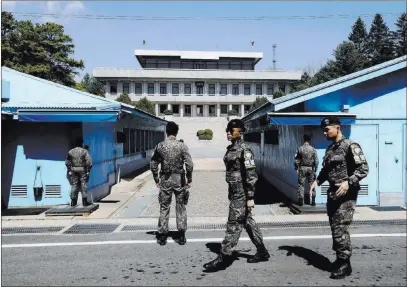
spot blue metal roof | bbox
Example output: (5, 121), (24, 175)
(271, 55), (407, 111)
(1, 67), (120, 112)
(242, 56), (407, 123)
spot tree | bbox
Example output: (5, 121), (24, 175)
(273, 91), (286, 99)
(309, 60), (340, 86)
(76, 73), (105, 97)
(393, 13), (407, 57)
(115, 93), (132, 105)
(348, 17), (369, 67)
(291, 72), (312, 92)
(133, 97), (155, 115)
(333, 41), (366, 75)
(366, 14), (395, 66)
(249, 96), (269, 112)
(1, 11), (84, 87)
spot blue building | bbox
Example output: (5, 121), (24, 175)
(1, 67), (167, 208)
(242, 56), (407, 207)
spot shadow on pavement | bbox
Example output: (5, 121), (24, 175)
(202, 242), (252, 273)
(1, 207), (49, 216)
(278, 245), (332, 272)
(146, 230), (185, 243)
(120, 165), (150, 182)
(254, 176), (288, 206)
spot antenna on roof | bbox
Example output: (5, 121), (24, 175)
(272, 44), (277, 70)
(142, 40), (146, 47)
(250, 41), (255, 47)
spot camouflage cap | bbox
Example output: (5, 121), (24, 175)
(226, 119), (246, 133)
(321, 116), (341, 128)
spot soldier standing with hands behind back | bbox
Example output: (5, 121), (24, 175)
(310, 116), (369, 280)
(295, 134), (319, 206)
(150, 122), (194, 246)
(65, 139), (93, 207)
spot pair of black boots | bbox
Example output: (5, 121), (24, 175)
(156, 232), (186, 246)
(298, 196), (315, 206)
(203, 246), (270, 271)
(71, 198), (90, 207)
(330, 258), (352, 279)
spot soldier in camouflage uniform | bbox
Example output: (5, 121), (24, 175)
(295, 134), (319, 206)
(65, 139), (93, 207)
(310, 116), (369, 279)
(204, 119), (270, 272)
(150, 122), (194, 246)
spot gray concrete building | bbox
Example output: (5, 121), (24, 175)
(93, 49), (302, 118)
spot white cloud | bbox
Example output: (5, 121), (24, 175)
(2, 1), (17, 11)
(40, 1), (86, 24)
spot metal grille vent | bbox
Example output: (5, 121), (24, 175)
(321, 184), (368, 196)
(45, 185), (62, 198)
(2, 226), (64, 234)
(64, 224), (119, 234)
(10, 185), (28, 198)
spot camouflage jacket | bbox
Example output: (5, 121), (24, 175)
(65, 147), (93, 172)
(294, 143), (319, 170)
(150, 138), (194, 184)
(224, 141), (258, 199)
(317, 137), (369, 197)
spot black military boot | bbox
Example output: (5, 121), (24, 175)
(330, 258), (352, 279)
(203, 253), (232, 271)
(311, 196), (316, 206)
(71, 198), (77, 207)
(247, 246), (271, 263)
(82, 197), (90, 207)
(178, 231), (187, 245)
(156, 233), (168, 246)
(298, 197), (304, 206)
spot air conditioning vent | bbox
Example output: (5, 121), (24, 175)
(11, 185), (28, 198)
(321, 184), (368, 196)
(45, 185), (62, 198)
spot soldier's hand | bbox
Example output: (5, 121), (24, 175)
(335, 181), (349, 197)
(156, 183), (160, 188)
(68, 171), (72, 175)
(247, 199), (255, 212)
(310, 181), (318, 194)
(186, 183), (191, 189)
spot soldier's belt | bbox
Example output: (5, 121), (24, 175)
(71, 167), (85, 172)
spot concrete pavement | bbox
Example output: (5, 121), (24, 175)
(2, 225), (406, 286)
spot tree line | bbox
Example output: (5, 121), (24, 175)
(290, 13), (407, 93)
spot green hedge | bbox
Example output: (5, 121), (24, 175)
(196, 128), (213, 140)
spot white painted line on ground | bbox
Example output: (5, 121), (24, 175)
(2, 233), (405, 249)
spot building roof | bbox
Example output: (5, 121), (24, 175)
(271, 55), (407, 111)
(242, 55), (407, 122)
(93, 67), (301, 81)
(1, 67), (167, 124)
(135, 49), (263, 65)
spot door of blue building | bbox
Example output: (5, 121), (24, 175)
(403, 124), (407, 206)
(349, 124), (379, 206)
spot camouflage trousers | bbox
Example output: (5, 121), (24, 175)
(158, 175), (187, 234)
(297, 166), (316, 199)
(69, 171), (88, 200)
(327, 198), (356, 260)
(221, 182), (265, 256)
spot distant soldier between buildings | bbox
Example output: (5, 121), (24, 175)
(310, 116), (369, 279)
(204, 119), (270, 272)
(294, 134), (319, 206)
(65, 139), (93, 207)
(150, 122), (194, 246)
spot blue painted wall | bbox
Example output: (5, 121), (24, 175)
(253, 67), (406, 206)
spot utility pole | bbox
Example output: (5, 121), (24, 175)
(272, 44), (277, 70)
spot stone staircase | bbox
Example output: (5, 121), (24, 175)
(172, 117), (230, 159)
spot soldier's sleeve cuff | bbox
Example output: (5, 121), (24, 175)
(348, 175), (358, 186)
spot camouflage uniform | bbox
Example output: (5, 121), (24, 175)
(220, 141), (265, 256)
(317, 137), (369, 260)
(150, 139), (193, 235)
(295, 142), (319, 200)
(65, 147), (93, 201)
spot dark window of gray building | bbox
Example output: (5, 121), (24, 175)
(160, 83), (167, 95)
(172, 104), (180, 114)
(267, 84), (274, 95)
(220, 84), (228, 95)
(244, 84), (251, 95)
(232, 84), (239, 95)
(184, 83), (191, 95)
(122, 83), (130, 94)
(172, 83), (179, 94)
(148, 83), (155, 94)
(110, 82), (117, 94)
(256, 84), (263, 95)
(220, 104), (228, 114)
(135, 83), (142, 94)
(208, 84), (216, 95)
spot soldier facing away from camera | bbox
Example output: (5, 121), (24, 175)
(150, 122), (194, 246)
(310, 116), (369, 280)
(295, 134), (319, 206)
